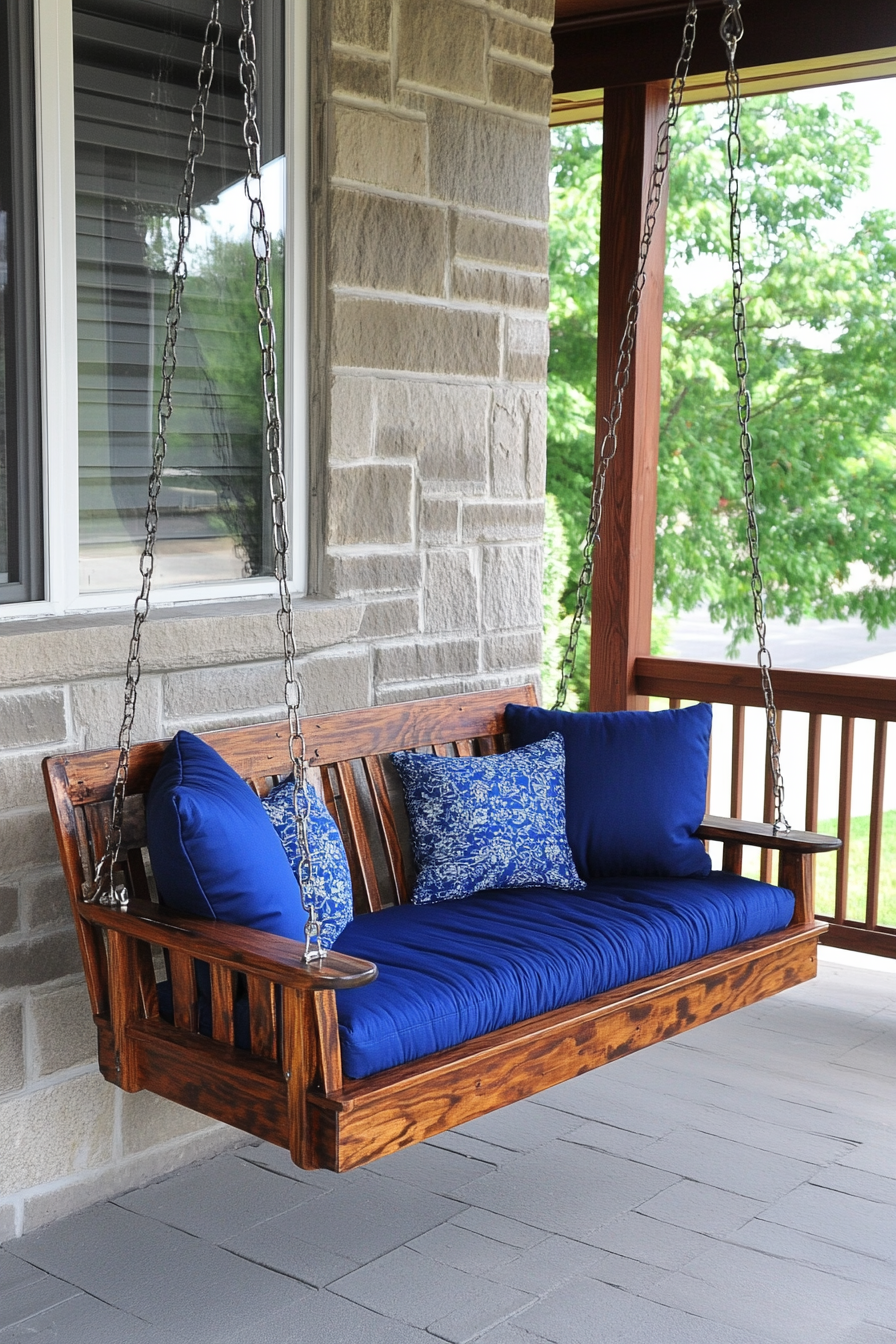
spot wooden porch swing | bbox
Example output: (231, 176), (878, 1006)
(44, 0), (839, 1174)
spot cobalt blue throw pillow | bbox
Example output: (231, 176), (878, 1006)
(505, 702), (712, 881)
(392, 731), (586, 905)
(146, 731), (305, 942)
(261, 778), (353, 947)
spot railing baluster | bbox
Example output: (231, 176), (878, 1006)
(730, 703), (745, 818)
(866, 720), (888, 929)
(835, 717), (855, 925)
(805, 713), (821, 832)
(760, 711), (782, 884)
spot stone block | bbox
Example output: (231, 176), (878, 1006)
(462, 500), (544, 543)
(483, 630), (541, 671)
(0, 1205), (16, 1240)
(328, 463), (415, 547)
(0, 1002), (24, 1095)
(334, 297), (501, 378)
(419, 497), (460, 545)
(0, 810), (59, 871)
(330, 376), (376, 461)
(357, 597), (421, 640)
(481, 545), (542, 630)
(30, 980), (97, 1078)
(164, 662), (282, 721)
(397, 0), (488, 100)
(332, 0), (391, 52)
(0, 690), (66, 751)
(0, 929), (83, 993)
(0, 750), (54, 813)
(0, 1071), (115, 1192)
(0, 886), (18, 937)
(491, 0), (554, 23)
(297, 650), (371, 714)
(325, 551), (423, 597)
(428, 100), (550, 219)
(489, 60), (553, 118)
(330, 189), (448, 298)
(70, 676), (162, 751)
(491, 18), (554, 67)
(333, 105), (427, 194)
(377, 381), (490, 489)
(375, 637), (478, 685)
(453, 212), (548, 271)
(120, 1090), (219, 1157)
(331, 51), (391, 103)
(20, 870), (69, 930)
(525, 388), (547, 496)
(423, 550), (479, 633)
(505, 314), (549, 382)
(491, 388), (527, 495)
(452, 263), (548, 310)
(375, 673), (501, 704)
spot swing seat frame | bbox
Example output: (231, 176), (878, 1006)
(43, 686), (837, 1173)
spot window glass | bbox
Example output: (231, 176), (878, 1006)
(1, 0), (41, 603)
(73, 0), (285, 593)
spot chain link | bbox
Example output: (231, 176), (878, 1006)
(721, 0), (789, 832)
(85, 4), (223, 905)
(553, 0), (698, 709)
(238, 0), (323, 960)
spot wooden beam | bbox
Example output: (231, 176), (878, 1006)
(590, 82), (668, 711)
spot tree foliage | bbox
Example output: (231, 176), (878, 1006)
(545, 95), (896, 704)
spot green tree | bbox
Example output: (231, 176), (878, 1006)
(545, 95), (896, 706)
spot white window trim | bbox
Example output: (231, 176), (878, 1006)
(1, 0), (309, 621)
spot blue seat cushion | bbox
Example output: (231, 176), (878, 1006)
(332, 873), (794, 1079)
(146, 730), (306, 942)
(392, 732), (585, 904)
(505, 702), (713, 881)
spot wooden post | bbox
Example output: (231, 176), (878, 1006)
(590, 82), (670, 712)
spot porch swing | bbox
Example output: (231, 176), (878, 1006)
(44, 0), (839, 1173)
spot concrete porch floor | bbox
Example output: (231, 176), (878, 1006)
(1, 948), (894, 1344)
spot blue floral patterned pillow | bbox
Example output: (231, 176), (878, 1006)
(261, 779), (353, 948)
(392, 732), (586, 905)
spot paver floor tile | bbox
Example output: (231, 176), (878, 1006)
(428, 1132), (520, 1168)
(448, 1207), (548, 1249)
(452, 1101), (584, 1153)
(365, 1142), (496, 1193)
(0, 1275), (81, 1331)
(408, 1222), (521, 1275)
(529, 1074), (689, 1137)
(635, 1178), (767, 1235)
(758, 1182), (896, 1258)
(558, 1119), (659, 1159)
(513, 1275), (767, 1344)
(114, 1152), (324, 1240)
(0, 1292), (160, 1343)
(0, 1254), (43, 1293)
(580, 1209), (715, 1269)
(241, 1171), (461, 1263)
(220, 1218), (361, 1286)
(484, 1234), (612, 1294)
(644, 1239), (895, 1344)
(233, 1141), (356, 1188)
(810, 1164), (896, 1205)
(454, 1143), (678, 1238)
(634, 1127), (820, 1201)
(727, 1217), (896, 1288)
(254, 1286), (437, 1344)
(833, 1039), (896, 1080)
(330, 1245), (532, 1342)
(837, 1141), (896, 1180)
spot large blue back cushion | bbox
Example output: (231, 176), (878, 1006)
(505, 702), (712, 881)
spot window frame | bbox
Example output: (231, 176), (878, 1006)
(1, 0), (308, 620)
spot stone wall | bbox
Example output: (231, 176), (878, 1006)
(0, 0), (553, 1236)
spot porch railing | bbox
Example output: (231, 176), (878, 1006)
(635, 657), (896, 959)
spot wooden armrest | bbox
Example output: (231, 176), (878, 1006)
(696, 815), (841, 853)
(79, 898), (378, 992)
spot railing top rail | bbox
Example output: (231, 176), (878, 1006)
(635, 657), (896, 720)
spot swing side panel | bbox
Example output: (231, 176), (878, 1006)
(43, 684), (832, 1172)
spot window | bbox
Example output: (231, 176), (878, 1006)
(4, 0), (306, 616)
(0, 0), (42, 603)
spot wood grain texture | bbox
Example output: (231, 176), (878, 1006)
(635, 658), (896, 721)
(696, 816), (840, 854)
(590, 82), (669, 712)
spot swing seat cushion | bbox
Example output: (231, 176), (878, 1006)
(332, 871), (793, 1079)
(146, 731), (308, 943)
(392, 732), (585, 904)
(505, 702), (713, 882)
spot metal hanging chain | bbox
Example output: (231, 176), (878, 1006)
(721, 0), (789, 832)
(238, 0), (324, 961)
(553, 0), (698, 710)
(85, 3), (224, 905)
